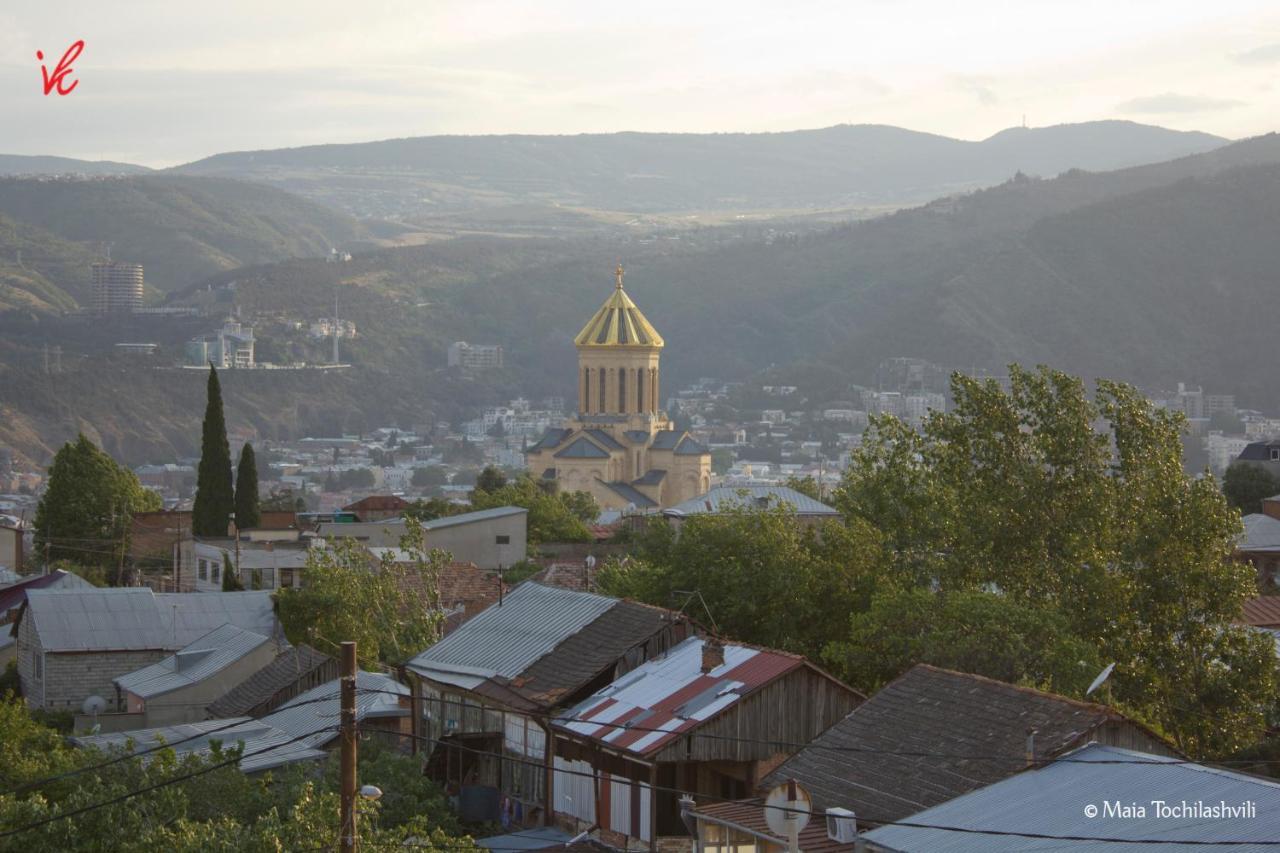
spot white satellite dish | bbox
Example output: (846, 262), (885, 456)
(1086, 662), (1116, 697)
(764, 779), (812, 838)
(82, 695), (107, 716)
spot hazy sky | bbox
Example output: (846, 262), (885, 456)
(3, 0), (1280, 166)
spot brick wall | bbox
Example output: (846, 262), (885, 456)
(40, 649), (167, 711)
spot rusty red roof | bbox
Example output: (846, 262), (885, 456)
(693, 799), (853, 853)
(1241, 596), (1280, 628)
(554, 636), (804, 757)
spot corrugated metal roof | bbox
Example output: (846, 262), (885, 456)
(554, 636), (802, 757)
(207, 644), (335, 718)
(664, 486), (838, 518)
(1240, 596), (1280, 628)
(74, 671), (407, 774)
(24, 589), (276, 652)
(692, 800), (852, 853)
(861, 743), (1280, 851)
(422, 506), (527, 530)
(114, 623), (272, 699)
(408, 582), (617, 683)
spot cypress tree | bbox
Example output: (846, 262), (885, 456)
(192, 366), (234, 536)
(235, 442), (262, 531)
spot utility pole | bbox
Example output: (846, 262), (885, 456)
(339, 641), (358, 853)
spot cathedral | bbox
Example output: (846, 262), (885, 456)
(526, 266), (711, 511)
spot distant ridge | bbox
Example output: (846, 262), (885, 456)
(0, 154), (151, 176)
(171, 120), (1227, 216)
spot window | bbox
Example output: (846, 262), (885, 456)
(618, 369), (627, 413)
(496, 535), (510, 545)
(636, 367), (644, 412)
(598, 368), (606, 414)
(31, 651), (42, 680)
(1271, 448), (1279, 462)
(198, 559), (208, 581)
(211, 560), (221, 584)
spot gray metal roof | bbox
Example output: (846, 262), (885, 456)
(861, 743), (1280, 852)
(1240, 513), (1280, 552)
(601, 481), (658, 509)
(422, 506), (527, 530)
(23, 588), (277, 652)
(649, 430), (682, 450)
(114, 623), (272, 699)
(585, 429), (625, 451)
(477, 827), (576, 851)
(407, 582), (618, 687)
(554, 437), (612, 459)
(674, 435), (708, 456)
(74, 671), (406, 773)
(663, 486), (838, 518)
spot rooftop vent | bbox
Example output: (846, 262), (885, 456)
(825, 807), (857, 843)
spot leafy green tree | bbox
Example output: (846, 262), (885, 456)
(276, 523), (445, 664)
(598, 506), (885, 659)
(0, 694), (475, 851)
(824, 588), (1102, 696)
(783, 475), (822, 501)
(711, 447), (735, 475)
(261, 487), (306, 512)
(835, 365), (1275, 757)
(192, 367), (234, 536)
(34, 435), (160, 571)
(469, 475), (596, 545)
(1222, 462), (1280, 515)
(403, 497), (463, 523)
(233, 443), (261, 531)
(474, 465), (508, 494)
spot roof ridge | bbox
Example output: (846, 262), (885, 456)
(910, 664), (1117, 716)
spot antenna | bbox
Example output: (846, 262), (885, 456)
(333, 285), (340, 365)
(1086, 662), (1116, 697)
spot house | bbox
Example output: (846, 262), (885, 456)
(74, 671), (408, 773)
(192, 536), (313, 592)
(1236, 513), (1280, 589)
(1233, 439), (1280, 478)
(688, 798), (853, 853)
(0, 570), (93, 666)
(551, 636), (863, 850)
(406, 583), (695, 827)
(111, 623), (280, 728)
(758, 665), (1177, 829)
(12, 588), (278, 711)
(1237, 596), (1280, 656)
(343, 495), (410, 522)
(206, 644), (337, 719)
(318, 506), (528, 570)
(859, 743), (1280, 851)
(661, 486), (840, 531)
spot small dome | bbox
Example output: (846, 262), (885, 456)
(574, 265), (665, 348)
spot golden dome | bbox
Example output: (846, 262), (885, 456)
(573, 265), (665, 348)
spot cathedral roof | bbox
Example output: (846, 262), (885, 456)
(574, 265), (664, 349)
(554, 436), (612, 459)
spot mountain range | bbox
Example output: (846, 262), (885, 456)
(169, 121), (1225, 217)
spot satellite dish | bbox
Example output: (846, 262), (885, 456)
(764, 779), (812, 838)
(82, 695), (107, 716)
(1086, 662), (1117, 697)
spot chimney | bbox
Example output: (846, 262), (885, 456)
(701, 637), (725, 674)
(1025, 728), (1038, 768)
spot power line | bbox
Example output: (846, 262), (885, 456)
(366, 728), (1280, 848)
(0, 724), (340, 840)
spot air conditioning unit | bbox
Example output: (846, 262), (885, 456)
(826, 807), (857, 843)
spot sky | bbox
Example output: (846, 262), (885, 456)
(2, 0), (1280, 166)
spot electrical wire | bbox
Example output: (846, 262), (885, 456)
(365, 728), (1280, 848)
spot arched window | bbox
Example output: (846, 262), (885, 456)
(583, 367), (591, 413)
(636, 368), (644, 412)
(598, 368), (606, 414)
(619, 369), (627, 413)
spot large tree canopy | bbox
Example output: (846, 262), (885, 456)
(835, 364), (1274, 757)
(1222, 462), (1280, 516)
(233, 442), (261, 531)
(34, 434), (160, 573)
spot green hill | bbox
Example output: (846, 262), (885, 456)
(0, 213), (96, 311)
(0, 175), (375, 296)
(0, 154), (151, 176)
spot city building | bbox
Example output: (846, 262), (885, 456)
(91, 261), (145, 315)
(187, 320), (255, 368)
(448, 341), (505, 372)
(526, 265), (712, 510)
(114, 342), (159, 356)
